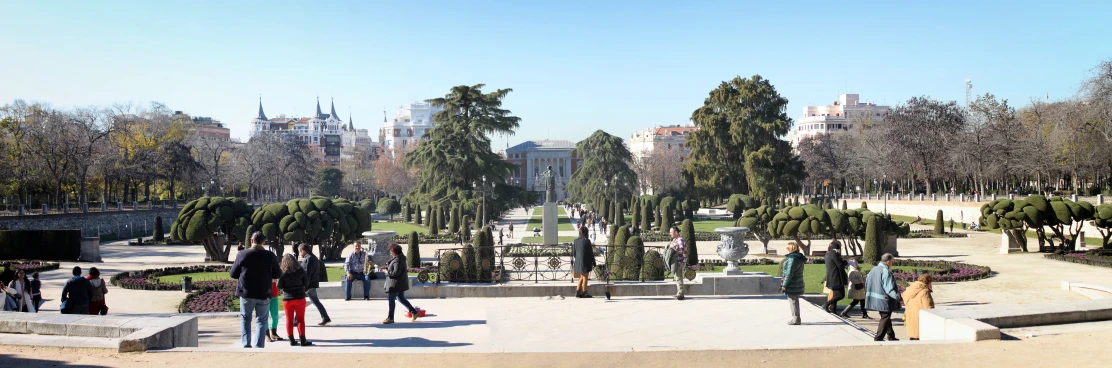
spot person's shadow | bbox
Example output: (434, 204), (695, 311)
(315, 337), (472, 348)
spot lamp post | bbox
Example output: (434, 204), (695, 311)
(882, 174), (888, 215)
(474, 175), (496, 228)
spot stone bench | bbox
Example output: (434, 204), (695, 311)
(0, 312), (197, 352)
(919, 298), (1112, 341)
(316, 272), (782, 299)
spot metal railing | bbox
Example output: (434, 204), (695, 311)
(425, 244), (668, 285)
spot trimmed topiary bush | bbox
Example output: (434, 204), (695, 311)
(934, 209), (945, 235)
(864, 215), (881, 264)
(439, 250), (464, 282)
(429, 205), (439, 235)
(407, 231), (421, 268)
(662, 201), (675, 232)
(622, 235), (645, 280)
(641, 202), (653, 233)
(449, 204), (460, 238)
(154, 216), (165, 241)
(250, 197), (369, 261)
(172, 196), (254, 262)
(632, 199), (641, 230)
(608, 225), (631, 268)
(477, 226), (495, 282)
(681, 219), (697, 266)
(861, 202), (868, 209)
(415, 204), (424, 225)
(641, 249), (666, 281)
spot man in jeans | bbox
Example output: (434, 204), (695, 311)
(230, 232), (281, 348)
(299, 243), (331, 325)
(667, 226), (686, 300)
(345, 242), (371, 300)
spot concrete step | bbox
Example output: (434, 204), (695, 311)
(0, 332), (119, 349)
(1002, 320), (1112, 339)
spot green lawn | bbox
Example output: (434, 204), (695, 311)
(691, 218), (738, 232)
(372, 221), (429, 235)
(520, 236), (579, 243)
(527, 206), (574, 231)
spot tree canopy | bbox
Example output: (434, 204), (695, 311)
(566, 129), (637, 210)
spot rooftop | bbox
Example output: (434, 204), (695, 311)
(506, 139), (576, 152)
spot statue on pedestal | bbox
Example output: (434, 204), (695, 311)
(541, 165), (557, 203)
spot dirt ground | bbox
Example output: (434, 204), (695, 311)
(2, 329), (1111, 368)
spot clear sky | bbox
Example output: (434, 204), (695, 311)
(2, 0), (1109, 148)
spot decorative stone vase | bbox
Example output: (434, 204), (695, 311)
(362, 230), (397, 267)
(714, 227), (750, 273)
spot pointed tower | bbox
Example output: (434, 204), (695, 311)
(315, 96), (325, 119)
(256, 96), (268, 121)
(330, 98), (339, 121)
(348, 112), (355, 131)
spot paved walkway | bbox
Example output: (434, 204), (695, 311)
(190, 295), (875, 353)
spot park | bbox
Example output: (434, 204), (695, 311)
(4, 3), (1112, 367)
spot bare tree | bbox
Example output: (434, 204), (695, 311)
(374, 145), (416, 198)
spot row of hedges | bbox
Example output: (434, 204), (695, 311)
(110, 265), (232, 291)
(1045, 249), (1112, 268)
(393, 233), (456, 244)
(0, 260), (61, 274)
(0, 230), (81, 260)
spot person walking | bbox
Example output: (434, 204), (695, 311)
(866, 254), (901, 341)
(266, 280), (283, 342)
(840, 260), (871, 319)
(30, 272), (42, 312)
(298, 244), (330, 326)
(344, 242), (371, 301)
(86, 267), (108, 315)
(823, 241), (847, 314)
(60, 266), (92, 315)
(665, 225), (686, 300)
(902, 274), (935, 340)
(277, 253), (313, 346)
(498, 229), (504, 245)
(229, 231), (282, 348)
(949, 218), (954, 233)
(8, 270), (36, 312)
(508, 222), (514, 238)
(382, 243), (419, 324)
(571, 226), (595, 298)
(781, 242), (806, 325)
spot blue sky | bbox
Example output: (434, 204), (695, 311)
(2, 0), (1109, 148)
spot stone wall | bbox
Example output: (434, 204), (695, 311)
(0, 209), (179, 238)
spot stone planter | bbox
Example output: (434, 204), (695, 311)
(362, 230), (397, 267)
(714, 227), (750, 274)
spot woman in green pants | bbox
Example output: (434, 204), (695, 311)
(267, 280), (284, 342)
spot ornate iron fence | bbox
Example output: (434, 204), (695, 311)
(426, 244), (668, 285)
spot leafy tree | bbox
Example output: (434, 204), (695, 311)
(681, 219), (697, 266)
(727, 194), (759, 219)
(314, 167), (344, 198)
(1093, 204), (1112, 249)
(566, 130), (638, 216)
(407, 231), (421, 268)
(737, 205), (776, 253)
(685, 75), (802, 200)
(376, 198), (401, 220)
(883, 96), (967, 194)
(249, 197), (370, 260)
(170, 196), (253, 262)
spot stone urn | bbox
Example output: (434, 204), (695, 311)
(714, 227), (750, 273)
(362, 230), (397, 268)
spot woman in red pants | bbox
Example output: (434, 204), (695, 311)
(277, 253), (312, 346)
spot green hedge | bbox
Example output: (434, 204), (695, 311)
(0, 229), (82, 261)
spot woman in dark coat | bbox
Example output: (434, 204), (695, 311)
(823, 241), (848, 314)
(382, 243), (419, 324)
(571, 226), (596, 298)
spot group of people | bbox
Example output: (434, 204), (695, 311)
(781, 241), (936, 340)
(1, 262), (43, 312)
(230, 232), (421, 348)
(568, 222), (689, 300)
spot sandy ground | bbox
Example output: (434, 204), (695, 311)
(3, 329), (1112, 368)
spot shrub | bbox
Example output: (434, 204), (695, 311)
(861, 202), (868, 209)
(662, 201), (675, 232)
(377, 198), (401, 220)
(641, 249), (665, 281)
(172, 196), (254, 262)
(0, 229), (81, 261)
(680, 219), (697, 265)
(934, 209), (945, 235)
(631, 199), (641, 230)
(439, 250), (464, 282)
(641, 202), (653, 233)
(154, 216), (165, 241)
(684, 198), (697, 220)
(462, 232), (478, 281)
(609, 225), (631, 268)
(449, 204), (460, 237)
(429, 205), (439, 235)
(841, 200), (847, 210)
(620, 235), (645, 280)
(477, 226), (495, 282)
(864, 215), (881, 264)
(415, 204), (424, 225)
(407, 231), (421, 268)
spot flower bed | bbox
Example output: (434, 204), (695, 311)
(890, 259), (992, 283)
(1045, 249), (1112, 269)
(110, 265), (232, 291)
(1, 260), (61, 274)
(178, 285), (236, 313)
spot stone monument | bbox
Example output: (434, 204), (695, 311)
(540, 166), (559, 245)
(715, 227), (749, 275)
(362, 230), (397, 269)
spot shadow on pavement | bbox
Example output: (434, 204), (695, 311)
(314, 337), (473, 348)
(323, 320), (486, 329)
(0, 354), (110, 368)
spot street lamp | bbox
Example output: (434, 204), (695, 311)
(475, 175), (496, 228)
(882, 174), (888, 215)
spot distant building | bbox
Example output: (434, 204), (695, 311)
(173, 111), (230, 141)
(379, 101), (444, 153)
(341, 113), (380, 162)
(505, 140), (582, 202)
(789, 94), (890, 147)
(250, 97), (346, 164)
(628, 124), (696, 160)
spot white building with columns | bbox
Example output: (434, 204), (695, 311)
(788, 93), (890, 147)
(379, 101), (444, 153)
(504, 140), (582, 202)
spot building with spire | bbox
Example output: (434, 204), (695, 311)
(341, 112), (379, 162)
(250, 97), (348, 164)
(379, 101), (444, 153)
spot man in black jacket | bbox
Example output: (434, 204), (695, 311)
(299, 243), (331, 325)
(230, 232), (281, 348)
(824, 241), (848, 314)
(60, 266), (93, 314)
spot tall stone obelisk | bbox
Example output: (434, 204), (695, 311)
(541, 166), (559, 245)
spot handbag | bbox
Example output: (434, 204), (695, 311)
(853, 283), (864, 290)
